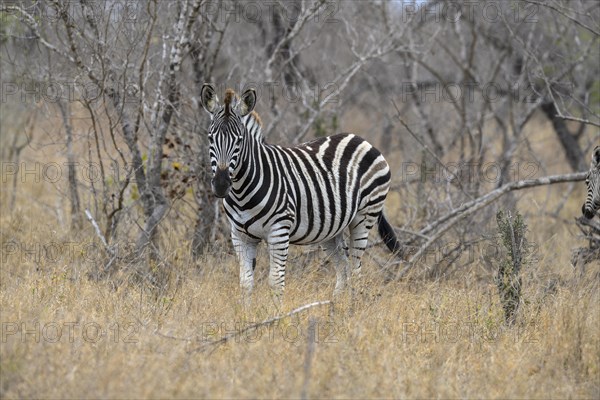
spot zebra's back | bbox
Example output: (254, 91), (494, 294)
(226, 133), (391, 245)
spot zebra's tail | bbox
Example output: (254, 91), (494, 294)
(377, 213), (403, 257)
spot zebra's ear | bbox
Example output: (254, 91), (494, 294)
(200, 84), (219, 114)
(594, 146), (600, 166)
(239, 88), (256, 116)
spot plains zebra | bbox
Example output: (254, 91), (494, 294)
(199, 84), (402, 298)
(582, 145), (600, 219)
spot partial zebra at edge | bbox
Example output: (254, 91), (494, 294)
(582, 145), (600, 219)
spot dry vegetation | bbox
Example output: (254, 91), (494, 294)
(1, 1), (599, 398)
(1, 123), (598, 399)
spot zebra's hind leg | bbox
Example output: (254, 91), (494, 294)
(348, 213), (379, 278)
(322, 234), (350, 296)
(231, 233), (258, 304)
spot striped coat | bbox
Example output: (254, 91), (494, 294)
(200, 84), (401, 299)
(582, 145), (600, 219)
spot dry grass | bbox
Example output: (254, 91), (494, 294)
(1, 117), (599, 399)
(1, 185), (599, 399)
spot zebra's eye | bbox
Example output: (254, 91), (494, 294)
(207, 134), (214, 143)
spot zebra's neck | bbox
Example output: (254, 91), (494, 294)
(228, 113), (267, 202)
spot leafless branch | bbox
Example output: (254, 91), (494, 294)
(398, 171), (588, 278)
(556, 114), (600, 128)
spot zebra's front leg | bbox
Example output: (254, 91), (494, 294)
(231, 233), (258, 302)
(267, 231), (290, 302)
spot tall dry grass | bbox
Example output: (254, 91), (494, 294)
(1, 184), (598, 398)
(1, 116), (598, 398)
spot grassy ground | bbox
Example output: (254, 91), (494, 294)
(1, 115), (598, 398)
(1, 191), (598, 398)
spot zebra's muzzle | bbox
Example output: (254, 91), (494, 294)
(212, 167), (232, 198)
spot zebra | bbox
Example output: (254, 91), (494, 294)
(582, 145), (600, 219)
(199, 84), (402, 299)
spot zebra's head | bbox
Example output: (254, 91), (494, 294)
(582, 145), (600, 219)
(199, 84), (257, 198)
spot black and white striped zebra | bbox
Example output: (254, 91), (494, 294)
(199, 84), (401, 298)
(582, 145), (600, 219)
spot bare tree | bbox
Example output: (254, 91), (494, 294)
(1, 0), (597, 283)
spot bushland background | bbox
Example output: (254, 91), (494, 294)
(1, 1), (598, 398)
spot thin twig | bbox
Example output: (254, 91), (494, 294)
(84, 209), (113, 256)
(556, 114), (600, 128)
(185, 301), (333, 353)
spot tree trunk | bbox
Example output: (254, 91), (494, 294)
(58, 101), (82, 230)
(540, 101), (586, 172)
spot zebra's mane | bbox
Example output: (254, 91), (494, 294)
(222, 88), (264, 143)
(244, 110), (265, 143)
(223, 88), (236, 116)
